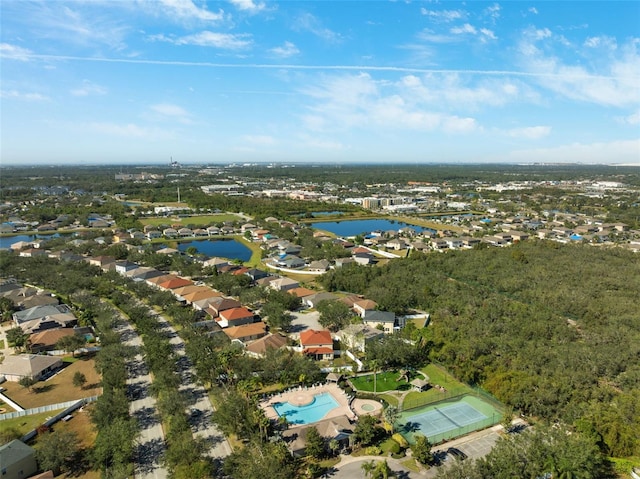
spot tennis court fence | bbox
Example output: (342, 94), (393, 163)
(422, 413), (501, 445)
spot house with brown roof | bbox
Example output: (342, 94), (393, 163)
(223, 321), (267, 343)
(299, 329), (334, 360)
(245, 333), (288, 357)
(28, 328), (76, 353)
(206, 297), (242, 318)
(353, 299), (377, 318)
(288, 287), (316, 299)
(158, 277), (194, 290)
(182, 288), (221, 305)
(282, 415), (353, 457)
(217, 307), (255, 328)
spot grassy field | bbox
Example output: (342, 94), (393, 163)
(401, 364), (474, 410)
(140, 214), (242, 227)
(351, 371), (412, 393)
(2, 355), (101, 409)
(0, 410), (60, 438)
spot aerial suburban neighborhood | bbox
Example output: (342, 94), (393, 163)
(0, 163), (638, 479)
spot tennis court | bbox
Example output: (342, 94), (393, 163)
(398, 395), (502, 444)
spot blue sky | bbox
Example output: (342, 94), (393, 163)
(1, 1), (639, 165)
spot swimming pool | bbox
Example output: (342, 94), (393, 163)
(273, 392), (339, 425)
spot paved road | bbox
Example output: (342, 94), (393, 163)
(330, 426), (503, 479)
(153, 312), (232, 462)
(289, 310), (323, 336)
(120, 321), (168, 479)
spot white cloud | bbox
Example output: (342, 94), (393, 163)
(269, 41), (300, 58)
(528, 7), (538, 15)
(157, 0), (224, 22)
(618, 111), (640, 125)
(0, 43), (33, 61)
(507, 139), (640, 163)
(484, 3), (501, 22)
(506, 126), (551, 139)
(480, 28), (497, 41)
(0, 89), (49, 101)
(301, 73), (480, 134)
(151, 31), (252, 49)
(230, 0), (266, 14)
(292, 12), (342, 42)
(518, 30), (640, 108)
(149, 103), (192, 124)
(71, 80), (107, 97)
(584, 35), (617, 50)
(451, 24), (477, 35)
(420, 8), (466, 22)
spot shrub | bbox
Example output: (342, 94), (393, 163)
(365, 445), (382, 456)
(392, 433), (409, 449)
(381, 438), (400, 455)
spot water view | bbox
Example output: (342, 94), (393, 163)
(177, 239), (252, 262)
(0, 233), (70, 250)
(310, 219), (436, 237)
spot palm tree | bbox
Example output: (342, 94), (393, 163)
(361, 460), (376, 478)
(383, 406), (400, 434)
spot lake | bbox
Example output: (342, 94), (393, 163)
(177, 239), (252, 262)
(0, 233), (70, 250)
(310, 219), (437, 237)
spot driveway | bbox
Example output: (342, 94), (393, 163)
(289, 309), (322, 336)
(330, 427), (503, 479)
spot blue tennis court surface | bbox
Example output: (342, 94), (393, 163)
(403, 402), (487, 437)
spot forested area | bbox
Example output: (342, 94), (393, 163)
(320, 241), (640, 458)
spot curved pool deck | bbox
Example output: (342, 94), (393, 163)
(261, 383), (355, 427)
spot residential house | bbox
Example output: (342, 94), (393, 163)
(362, 310), (396, 334)
(353, 299), (377, 318)
(282, 415), (353, 456)
(335, 257), (355, 268)
(205, 297), (242, 318)
(114, 260), (138, 275)
(276, 255), (306, 269)
(483, 236), (508, 247)
(13, 304), (76, 334)
(269, 277), (300, 292)
(245, 333), (288, 357)
(156, 247), (179, 255)
(217, 307), (255, 328)
(304, 292), (339, 309)
(19, 248), (47, 258)
(146, 230), (162, 240)
(206, 226), (221, 236)
(353, 252), (376, 265)
(299, 329), (334, 360)
(288, 287), (316, 299)
(28, 328), (76, 353)
(336, 324), (384, 353)
(203, 257), (229, 269)
(0, 354), (62, 382)
(386, 238), (408, 251)
(163, 228), (178, 238)
(158, 277), (194, 291)
(223, 321), (268, 343)
(510, 231), (530, 242)
(0, 440), (38, 479)
(307, 259), (331, 273)
(182, 288), (221, 305)
(245, 268), (270, 282)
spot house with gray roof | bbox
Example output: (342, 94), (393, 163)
(0, 354), (62, 382)
(0, 440), (38, 479)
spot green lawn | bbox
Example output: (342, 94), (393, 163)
(402, 364), (475, 410)
(140, 214), (242, 227)
(350, 371), (412, 393)
(0, 410), (63, 438)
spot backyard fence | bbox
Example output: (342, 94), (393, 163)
(0, 395), (99, 421)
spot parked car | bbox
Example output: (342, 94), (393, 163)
(447, 447), (468, 460)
